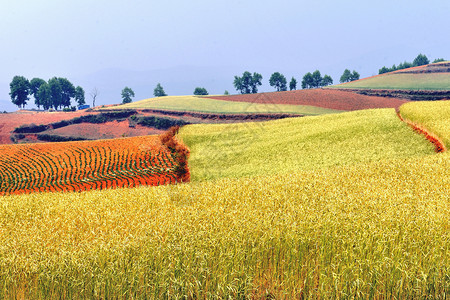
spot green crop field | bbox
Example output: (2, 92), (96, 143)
(112, 95), (342, 115)
(334, 72), (450, 90)
(0, 101), (449, 298)
(179, 108), (435, 181)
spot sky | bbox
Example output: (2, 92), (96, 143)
(1, 0), (449, 111)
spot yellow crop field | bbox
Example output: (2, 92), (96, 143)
(179, 108), (435, 181)
(399, 100), (450, 148)
(0, 101), (449, 298)
(0, 153), (448, 298)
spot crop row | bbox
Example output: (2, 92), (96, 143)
(0, 133), (187, 195)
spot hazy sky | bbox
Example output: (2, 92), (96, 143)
(1, 0), (449, 110)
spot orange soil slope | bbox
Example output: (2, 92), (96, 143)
(49, 121), (163, 140)
(0, 130), (189, 196)
(206, 89), (408, 111)
(0, 111), (100, 145)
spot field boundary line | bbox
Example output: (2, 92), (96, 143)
(396, 109), (447, 153)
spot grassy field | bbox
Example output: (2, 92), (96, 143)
(179, 108), (435, 181)
(0, 101), (448, 298)
(0, 153), (448, 298)
(112, 95), (342, 115)
(334, 72), (450, 90)
(400, 100), (450, 147)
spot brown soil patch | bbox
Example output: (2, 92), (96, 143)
(0, 111), (100, 145)
(49, 120), (163, 139)
(205, 89), (408, 111)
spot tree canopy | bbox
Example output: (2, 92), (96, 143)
(322, 75), (333, 86)
(29, 78), (46, 109)
(37, 83), (52, 110)
(340, 69), (359, 83)
(233, 71), (263, 94)
(413, 53), (430, 67)
(269, 72), (287, 91)
(289, 77), (297, 91)
(154, 83), (167, 97)
(75, 86), (85, 106)
(10, 75), (82, 110)
(121, 87), (135, 104)
(302, 71), (333, 88)
(9, 76), (30, 109)
(58, 78), (76, 108)
(193, 87), (208, 95)
(379, 54), (434, 74)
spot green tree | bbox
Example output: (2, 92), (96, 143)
(37, 83), (52, 110)
(58, 78), (75, 108)
(413, 53), (430, 67)
(250, 72), (263, 93)
(340, 69), (352, 83)
(379, 66), (389, 74)
(289, 77), (297, 90)
(224, 90), (229, 95)
(9, 76), (30, 109)
(29, 78), (46, 109)
(397, 61), (412, 70)
(233, 71), (262, 94)
(121, 87), (135, 104)
(301, 72), (313, 89)
(350, 70), (360, 81)
(153, 83), (167, 97)
(340, 69), (359, 83)
(433, 58), (446, 63)
(269, 72), (287, 91)
(75, 86), (85, 106)
(311, 70), (323, 88)
(193, 87), (208, 95)
(48, 77), (62, 110)
(322, 75), (333, 86)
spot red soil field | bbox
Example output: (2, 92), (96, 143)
(49, 120), (163, 140)
(0, 110), (100, 145)
(206, 89), (409, 111)
(0, 129), (190, 196)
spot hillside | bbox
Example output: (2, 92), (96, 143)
(111, 95), (342, 115)
(0, 100), (449, 298)
(179, 108), (434, 181)
(205, 88), (408, 111)
(1, 134), (448, 298)
(334, 62), (450, 96)
(399, 100), (450, 148)
(0, 131), (189, 195)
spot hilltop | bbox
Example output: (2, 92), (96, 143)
(331, 62), (450, 100)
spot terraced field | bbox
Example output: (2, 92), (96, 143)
(206, 89), (408, 111)
(0, 131), (189, 195)
(335, 62), (450, 90)
(113, 95), (342, 115)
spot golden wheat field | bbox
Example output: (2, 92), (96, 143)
(0, 101), (449, 298)
(0, 154), (449, 298)
(399, 100), (450, 147)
